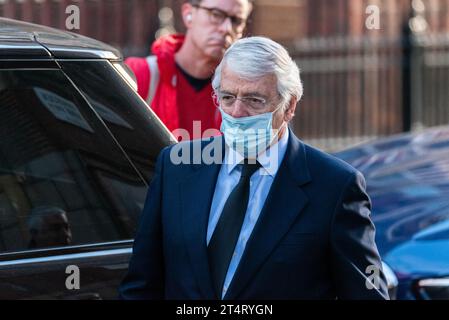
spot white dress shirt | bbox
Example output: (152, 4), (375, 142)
(207, 128), (289, 298)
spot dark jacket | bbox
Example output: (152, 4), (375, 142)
(119, 130), (389, 300)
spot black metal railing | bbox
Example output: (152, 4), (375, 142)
(2, 0), (449, 151)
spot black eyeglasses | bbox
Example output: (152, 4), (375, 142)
(193, 5), (247, 33)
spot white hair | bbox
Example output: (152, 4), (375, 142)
(212, 36), (303, 109)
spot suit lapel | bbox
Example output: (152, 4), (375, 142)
(224, 130), (312, 300)
(179, 137), (224, 299)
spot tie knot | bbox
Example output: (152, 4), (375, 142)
(240, 159), (261, 180)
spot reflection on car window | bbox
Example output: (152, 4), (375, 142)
(27, 206), (72, 249)
(0, 69), (147, 253)
(60, 60), (174, 182)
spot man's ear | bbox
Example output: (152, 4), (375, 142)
(181, 3), (194, 29)
(284, 97), (298, 122)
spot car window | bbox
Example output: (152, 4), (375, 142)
(59, 60), (175, 182)
(0, 67), (148, 254)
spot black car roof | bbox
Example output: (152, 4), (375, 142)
(0, 18), (121, 60)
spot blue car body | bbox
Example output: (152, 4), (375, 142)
(334, 126), (449, 300)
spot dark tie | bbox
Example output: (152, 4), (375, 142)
(208, 159), (261, 298)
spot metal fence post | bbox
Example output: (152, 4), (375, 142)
(403, 0), (428, 132)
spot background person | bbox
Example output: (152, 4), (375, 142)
(126, 0), (253, 140)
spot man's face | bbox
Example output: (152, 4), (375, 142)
(186, 0), (251, 60)
(37, 213), (72, 248)
(219, 65), (287, 131)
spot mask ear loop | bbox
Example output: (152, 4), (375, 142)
(272, 99), (286, 114)
(270, 99), (289, 140)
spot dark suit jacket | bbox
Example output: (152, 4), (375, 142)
(119, 130), (389, 300)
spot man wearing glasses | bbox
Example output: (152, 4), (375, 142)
(126, 0), (253, 140)
(119, 36), (390, 300)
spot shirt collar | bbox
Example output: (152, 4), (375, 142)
(224, 128), (289, 177)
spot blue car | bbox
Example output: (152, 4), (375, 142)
(335, 126), (449, 300)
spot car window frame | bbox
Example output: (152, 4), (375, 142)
(0, 58), (144, 260)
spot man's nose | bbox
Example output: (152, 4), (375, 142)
(229, 99), (250, 118)
(218, 16), (233, 34)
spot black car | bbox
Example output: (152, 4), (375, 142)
(0, 18), (175, 299)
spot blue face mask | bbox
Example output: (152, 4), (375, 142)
(219, 104), (285, 158)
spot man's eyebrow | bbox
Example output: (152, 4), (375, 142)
(241, 91), (269, 99)
(219, 89), (234, 95)
(219, 89), (268, 99)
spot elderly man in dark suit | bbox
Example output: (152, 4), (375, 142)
(119, 36), (389, 300)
